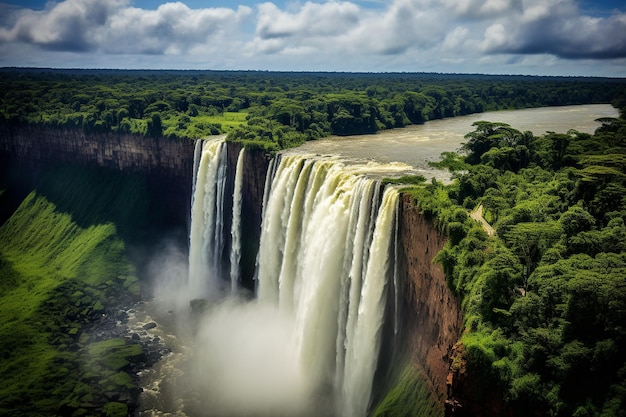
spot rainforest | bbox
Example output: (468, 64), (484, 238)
(1, 68), (625, 417)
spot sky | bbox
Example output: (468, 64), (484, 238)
(0, 0), (625, 76)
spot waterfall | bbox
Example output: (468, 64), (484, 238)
(257, 154), (400, 417)
(186, 140), (401, 416)
(188, 139), (228, 298)
(229, 148), (245, 295)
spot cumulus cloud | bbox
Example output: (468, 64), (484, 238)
(0, 0), (125, 51)
(249, 1), (361, 55)
(440, 0), (521, 18)
(0, 0), (252, 55)
(475, 0), (626, 59)
(250, 0), (444, 57)
(0, 0), (624, 74)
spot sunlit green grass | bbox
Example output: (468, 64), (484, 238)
(0, 165), (155, 416)
(372, 364), (443, 417)
(162, 111), (248, 138)
(195, 111), (248, 129)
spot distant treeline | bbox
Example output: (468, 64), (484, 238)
(1, 68), (625, 150)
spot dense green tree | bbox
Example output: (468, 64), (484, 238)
(2, 68), (623, 146)
(146, 114), (163, 138)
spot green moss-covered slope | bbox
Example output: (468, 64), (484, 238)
(0, 164), (163, 416)
(372, 364), (443, 417)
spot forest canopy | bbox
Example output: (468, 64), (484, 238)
(411, 113), (626, 417)
(1, 68), (625, 151)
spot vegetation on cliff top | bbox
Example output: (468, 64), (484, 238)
(406, 106), (626, 416)
(2, 68), (625, 152)
(0, 164), (165, 416)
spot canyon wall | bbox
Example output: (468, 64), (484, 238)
(1, 127), (465, 413)
(0, 125), (195, 227)
(396, 194), (463, 408)
(225, 141), (271, 288)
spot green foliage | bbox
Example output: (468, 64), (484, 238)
(2, 69), (624, 149)
(87, 339), (145, 372)
(419, 110), (626, 416)
(428, 151), (470, 174)
(372, 364), (443, 417)
(383, 175), (427, 186)
(0, 165), (156, 416)
(104, 402), (129, 417)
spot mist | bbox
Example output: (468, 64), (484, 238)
(146, 240), (322, 417)
(190, 299), (317, 416)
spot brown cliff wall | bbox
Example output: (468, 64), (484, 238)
(396, 193), (463, 405)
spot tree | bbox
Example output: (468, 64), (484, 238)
(146, 114), (163, 138)
(480, 247), (523, 324)
(504, 221), (562, 288)
(463, 121), (522, 165)
(559, 205), (596, 239)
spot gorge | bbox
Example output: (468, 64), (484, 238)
(0, 104), (617, 416)
(146, 136), (459, 416)
(0, 123), (461, 417)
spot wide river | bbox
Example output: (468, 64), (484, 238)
(294, 104), (618, 180)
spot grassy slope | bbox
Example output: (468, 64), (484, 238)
(0, 165), (161, 416)
(372, 363), (443, 417)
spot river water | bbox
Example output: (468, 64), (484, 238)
(135, 103), (618, 416)
(295, 104), (618, 180)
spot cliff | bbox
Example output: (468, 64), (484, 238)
(0, 125), (195, 228)
(396, 194), (463, 408)
(225, 141), (271, 289)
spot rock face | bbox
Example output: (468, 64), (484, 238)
(396, 193), (463, 404)
(445, 343), (517, 417)
(0, 125), (195, 227)
(225, 141), (271, 288)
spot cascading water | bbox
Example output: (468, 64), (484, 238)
(188, 138), (228, 297)
(256, 154), (399, 417)
(229, 148), (245, 295)
(185, 139), (403, 417)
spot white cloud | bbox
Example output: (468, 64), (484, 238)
(476, 0), (626, 59)
(0, 0), (252, 55)
(256, 1), (360, 39)
(439, 0), (519, 18)
(98, 3), (252, 54)
(250, 1), (362, 55)
(0, 0), (126, 50)
(0, 0), (624, 75)
(250, 0), (444, 57)
(442, 26), (470, 51)
(480, 23), (508, 52)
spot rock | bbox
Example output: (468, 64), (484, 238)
(142, 322), (157, 330)
(398, 194), (462, 403)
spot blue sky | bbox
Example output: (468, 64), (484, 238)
(0, 0), (624, 76)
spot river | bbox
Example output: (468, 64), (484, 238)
(295, 104), (618, 180)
